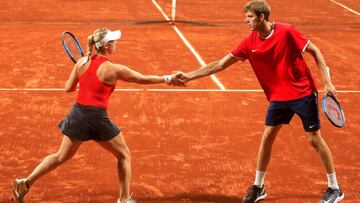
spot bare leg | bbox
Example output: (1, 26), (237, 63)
(96, 133), (131, 201)
(307, 130), (335, 173)
(26, 135), (82, 187)
(242, 125), (282, 203)
(256, 125), (282, 172)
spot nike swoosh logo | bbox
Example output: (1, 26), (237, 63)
(309, 124), (316, 128)
(252, 49), (258, 52)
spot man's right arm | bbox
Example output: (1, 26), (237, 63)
(184, 54), (240, 82)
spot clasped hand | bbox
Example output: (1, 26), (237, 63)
(167, 71), (188, 86)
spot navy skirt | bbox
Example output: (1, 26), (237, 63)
(58, 103), (121, 141)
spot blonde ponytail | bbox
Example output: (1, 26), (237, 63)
(83, 34), (95, 65)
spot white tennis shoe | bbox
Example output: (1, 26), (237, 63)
(13, 178), (29, 203)
(117, 193), (136, 203)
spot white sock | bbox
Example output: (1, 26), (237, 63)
(254, 170), (266, 187)
(327, 172), (339, 189)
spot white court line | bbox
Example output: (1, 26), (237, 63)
(0, 88), (259, 92)
(0, 88), (359, 93)
(151, 0), (226, 90)
(329, 0), (360, 16)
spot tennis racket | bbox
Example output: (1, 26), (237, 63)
(61, 31), (84, 63)
(321, 94), (345, 128)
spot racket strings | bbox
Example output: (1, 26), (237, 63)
(324, 97), (344, 127)
(63, 34), (83, 61)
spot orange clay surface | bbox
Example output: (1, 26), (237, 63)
(0, 2), (360, 203)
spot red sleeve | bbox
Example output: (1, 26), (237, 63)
(288, 25), (310, 52)
(230, 38), (248, 60)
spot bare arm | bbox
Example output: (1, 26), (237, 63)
(184, 54), (239, 81)
(114, 64), (183, 85)
(305, 41), (336, 96)
(64, 64), (79, 92)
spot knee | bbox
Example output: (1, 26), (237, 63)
(54, 152), (74, 164)
(122, 149), (131, 161)
(116, 148), (131, 162)
(307, 134), (323, 150)
(262, 132), (276, 145)
(308, 136), (318, 148)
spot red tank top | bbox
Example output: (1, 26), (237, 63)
(76, 55), (115, 109)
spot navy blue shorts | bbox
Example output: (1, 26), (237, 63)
(58, 103), (121, 141)
(265, 93), (320, 132)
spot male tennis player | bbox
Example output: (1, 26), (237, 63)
(177, 0), (344, 202)
(13, 28), (185, 203)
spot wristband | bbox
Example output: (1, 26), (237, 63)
(164, 75), (172, 84)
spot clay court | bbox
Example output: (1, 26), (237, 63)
(0, 0), (359, 202)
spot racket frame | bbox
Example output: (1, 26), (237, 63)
(61, 31), (84, 63)
(321, 94), (345, 128)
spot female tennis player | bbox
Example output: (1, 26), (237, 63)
(13, 28), (184, 203)
(176, 0), (344, 202)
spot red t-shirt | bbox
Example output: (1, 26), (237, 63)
(76, 55), (115, 109)
(230, 23), (317, 101)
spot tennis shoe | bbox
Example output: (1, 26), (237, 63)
(117, 193), (136, 203)
(13, 178), (29, 203)
(242, 185), (267, 203)
(318, 187), (344, 203)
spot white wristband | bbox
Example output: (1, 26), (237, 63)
(164, 75), (172, 84)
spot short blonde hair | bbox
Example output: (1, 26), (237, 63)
(243, 0), (271, 21)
